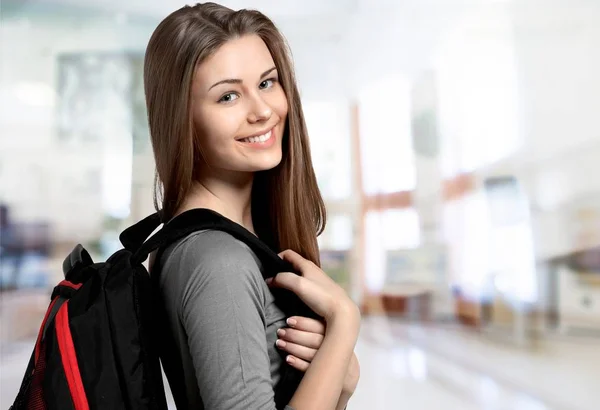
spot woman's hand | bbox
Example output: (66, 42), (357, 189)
(275, 316), (325, 372)
(267, 249), (360, 325)
(267, 250), (361, 409)
(276, 315), (361, 395)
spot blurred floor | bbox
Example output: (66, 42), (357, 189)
(351, 317), (598, 410)
(1, 316), (597, 410)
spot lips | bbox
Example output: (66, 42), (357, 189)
(238, 129), (272, 144)
(236, 126), (277, 149)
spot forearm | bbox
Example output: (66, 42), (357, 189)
(335, 352), (359, 410)
(288, 313), (359, 410)
(335, 389), (352, 410)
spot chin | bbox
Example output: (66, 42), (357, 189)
(252, 156), (283, 172)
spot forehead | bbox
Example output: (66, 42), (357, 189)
(194, 35), (275, 88)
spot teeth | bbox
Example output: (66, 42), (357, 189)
(241, 130), (271, 144)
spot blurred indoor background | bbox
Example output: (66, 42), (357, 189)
(1, 0), (599, 409)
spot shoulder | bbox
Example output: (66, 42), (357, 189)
(167, 229), (260, 271)
(160, 230), (266, 300)
(162, 230), (268, 319)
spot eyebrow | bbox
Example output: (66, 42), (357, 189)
(208, 66), (277, 91)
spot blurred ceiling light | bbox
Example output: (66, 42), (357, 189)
(14, 82), (56, 107)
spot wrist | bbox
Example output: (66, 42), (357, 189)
(328, 301), (361, 328)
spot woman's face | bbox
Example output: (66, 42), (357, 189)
(190, 34), (288, 175)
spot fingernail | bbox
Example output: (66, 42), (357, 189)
(287, 318), (297, 327)
(286, 355), (295, 364)
(265, 278), (273, 285)
(277, 328), (286, 337)
(276, 339), (286, 348)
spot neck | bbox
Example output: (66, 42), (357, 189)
(178, 170), (256, 235)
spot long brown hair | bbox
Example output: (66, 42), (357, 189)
(143, 2), (326, 265)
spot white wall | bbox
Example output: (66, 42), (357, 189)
(493, 1), (600, 260)
(429, 0), (600, 261)
(514, 1), (600, 260)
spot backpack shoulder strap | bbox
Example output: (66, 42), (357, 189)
(122, 208), (295, 275)
(119, 212), (163, 252)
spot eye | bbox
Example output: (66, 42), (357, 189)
(218, 92), (239, 103)
(259, 78), (277, 90)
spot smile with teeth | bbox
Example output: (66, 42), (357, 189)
(240, 130), (272, 144)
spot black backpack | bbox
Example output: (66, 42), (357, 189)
(10, 208), (318, 410)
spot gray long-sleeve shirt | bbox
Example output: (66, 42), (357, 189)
(156, 229), (295, 410)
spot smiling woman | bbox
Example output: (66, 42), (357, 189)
(143, 4), (326, 247)
(143, 2), (360, 410)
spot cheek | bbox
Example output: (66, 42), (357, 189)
(194, 107), (240, 151)
(274, 90), (289, 121)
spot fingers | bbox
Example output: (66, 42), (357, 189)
(285, 316), (325, 335)
(277, 249), (335, 289)
(276, 339), (317, 362)
(266, 257), (340, 320)
(277, 327), (324, 349)
(278, 249), (313, 273)
(265, 271), (302, 290)
(285, 355), (310, 372)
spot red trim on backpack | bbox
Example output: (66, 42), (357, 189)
(34, 297), (59, 365)
(58, 280), (83, 290)
(55, 301), (90, 410)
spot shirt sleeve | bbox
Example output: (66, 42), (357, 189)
(176, 230), (282, 410)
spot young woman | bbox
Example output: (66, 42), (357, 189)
(144, 3), (360, 409)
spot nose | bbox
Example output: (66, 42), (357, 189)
(247, 94), (272, 123)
